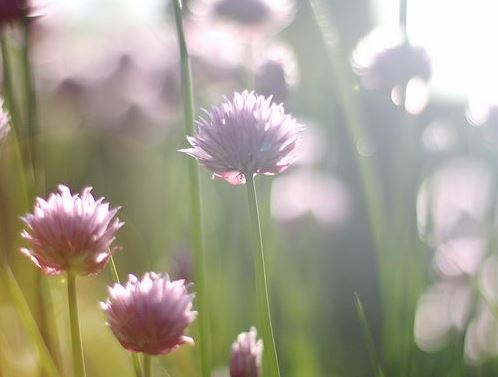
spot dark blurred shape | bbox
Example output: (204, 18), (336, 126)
(0, 0), (26, 25)
(254, 43), (299, 103)
(34, 23), (183, 137)
(214, 0), (270, 25)
(190, 0), (295, 36)
(352, 28), (432, 114)
(170, 246), (193, 283)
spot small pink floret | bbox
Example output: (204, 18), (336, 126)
(101, 273), (197, 355)
(229, 327), (263, 377)
(20, 185), (123, 276)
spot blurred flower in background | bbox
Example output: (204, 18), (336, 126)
(190, 0), (295, 37)
(271, 169), (351, 228)
(254, 43), (299, 103)
(34, 25), (181, 137)
(352, 28), (432, 114)
(415, 158), (498, 364)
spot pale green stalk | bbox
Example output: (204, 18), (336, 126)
(143, 354), (151, 377)
(308, 0), (385, 251)
(67, 273), (86, 377)
(0, 265), (61, 377)
(354, 293), (386, 377)
(172, 1), (211, 377)
(21, 21), (39, 183)
(246, 175), (280, 377)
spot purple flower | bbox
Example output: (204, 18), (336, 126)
(230, 327), (263, 377)
(21, 185), (123, 276)
(101, 273), (197, 355)
(181, 91), (303, 185)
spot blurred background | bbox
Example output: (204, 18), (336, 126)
(2, 0), (498, 376)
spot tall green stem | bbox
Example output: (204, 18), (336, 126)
(0, 265), (61, 377)
(246, 175), (280, 377)
(1, 36), (21, 146)
(67, 273), (86, 377)
(172, 2), (210, 377)
(21, 21), (39, 183)
(143, 354), (151, 377)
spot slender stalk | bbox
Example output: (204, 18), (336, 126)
(143, 354), (151, 377)
(308, 0), (385, 252)
(172, 2), (211, 377)
(67, 272), (86, 377)
(0, 265), (61, 377)
(246, 175), (280, 377)
(1, 36), (22, 147)
(354, 293), (386, 377)
(107, 257), (143, 377)
(21, 21), (39, 183)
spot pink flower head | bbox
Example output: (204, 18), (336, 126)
(230, 327), (263, 377)
(21, 185), (123, 276)
(0, 101), (10, 144)
(181, 91), (303, 185)
(0, 0), (26, 25)
(101, 273), (197, 355)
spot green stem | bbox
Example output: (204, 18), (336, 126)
(354, 293), (386, 377)
(67, 272), (86, 377)
(143, 354), (151, 377)
(21, 20), (39, 184)
(308, 0), (385, 252)
(246, 175), (280, 377)
(1, 36), (22, 147)
(108, 257), (142, 377)
(0, 265), (61, 377)
(172, 2), (211, 377)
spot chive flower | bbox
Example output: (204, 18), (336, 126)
(101, 273), (197, 355)
(181, 90), (303, 185)
(230, 327), (263, 377)
(20, 185), (123, 276)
